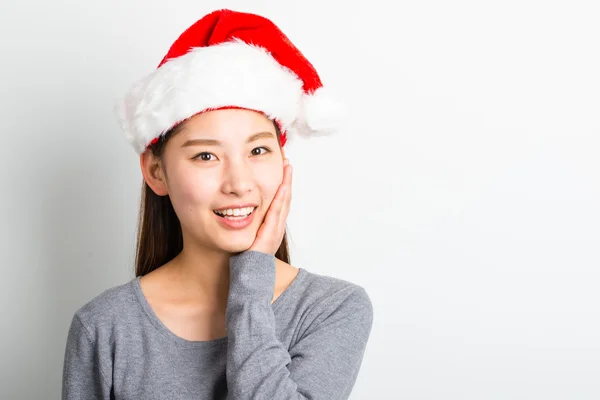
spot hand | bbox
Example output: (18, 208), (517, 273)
(248, 158), (292, 255)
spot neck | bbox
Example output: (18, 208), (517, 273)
(168, 241), (232, 312)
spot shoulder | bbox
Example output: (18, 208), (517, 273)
(69, 278), (138, 339)
(280, 268), (374, 353)
(302, 268), (372, 306)
(295, 268), (373, 328)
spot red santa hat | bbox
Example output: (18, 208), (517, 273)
(116, 8), (343, 154)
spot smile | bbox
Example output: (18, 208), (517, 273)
(213, 206), (257, 229)
(213, 206), (256, 218)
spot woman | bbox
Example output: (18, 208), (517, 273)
(62, 9), (373, 400)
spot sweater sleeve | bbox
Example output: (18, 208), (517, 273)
(226, 251), (373, 400)
(62, 313), (112, 400)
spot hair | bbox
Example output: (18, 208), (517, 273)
(134, 118), (290, 277)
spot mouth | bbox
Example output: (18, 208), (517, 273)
(213, 206), (257, 230)
(213, 206), (257, 220)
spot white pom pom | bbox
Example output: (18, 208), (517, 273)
(296, 86), (346, 137)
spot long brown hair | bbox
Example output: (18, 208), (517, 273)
(134, 120), (290, 277)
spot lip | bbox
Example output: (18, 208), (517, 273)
(213, 207), (257, 230)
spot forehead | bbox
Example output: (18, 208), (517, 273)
(178, 109), (275, 139)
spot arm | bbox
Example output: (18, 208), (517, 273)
(226, 251), (373, 400)
(62, 314), (112, 400)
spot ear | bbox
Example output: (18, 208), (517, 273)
(140, 151), (169, 196)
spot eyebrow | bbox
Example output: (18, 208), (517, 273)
(181, 131), (275, 147)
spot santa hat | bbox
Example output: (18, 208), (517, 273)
(116, 8), (343, 154)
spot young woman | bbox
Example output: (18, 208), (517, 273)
(62, 9), (373, 400)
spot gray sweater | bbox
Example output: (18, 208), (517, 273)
(62, 251), (373, 399)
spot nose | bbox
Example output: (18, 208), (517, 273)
(220, 159), (254, 196)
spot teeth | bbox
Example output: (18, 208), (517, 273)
(214, 207), (255, 217)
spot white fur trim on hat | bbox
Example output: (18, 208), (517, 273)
(293, 86), (346, 138)
(116, 39), (313, 154)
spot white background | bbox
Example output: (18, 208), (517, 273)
(1, 0), (599, 399)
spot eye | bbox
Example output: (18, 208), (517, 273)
(192, 152), (217, 161)
(251, 146), (271, 156)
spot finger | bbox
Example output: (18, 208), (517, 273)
(265, 169), (288, 228)
(277, 163), (292, 211)
(250, 163), (291, 253)
(278, 164), (292, 231)
(262, 162), (292, 228)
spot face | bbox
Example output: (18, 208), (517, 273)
(144, 109), (285, 254)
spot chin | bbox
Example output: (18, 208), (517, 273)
(214, 234), (256, 254)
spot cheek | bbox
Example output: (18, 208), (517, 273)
(168, 169), (217, 213)
(256, 164), (284, 203)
